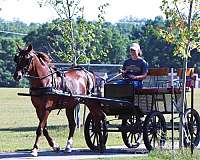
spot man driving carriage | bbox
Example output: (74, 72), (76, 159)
(118, 42), (148, 88)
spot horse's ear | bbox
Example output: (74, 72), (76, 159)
(16, 43), (22, 51)
(27, 44), (33, 52)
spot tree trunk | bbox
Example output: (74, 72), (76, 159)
(179, 57), (187, 148)
(179, 0), (193, 148)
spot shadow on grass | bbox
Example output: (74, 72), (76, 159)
(0, 125), (68, 132)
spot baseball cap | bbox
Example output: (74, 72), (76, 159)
(130, 43), (140, 51)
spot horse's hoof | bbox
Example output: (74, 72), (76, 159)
(53, 144), (60, 152)
(31, 148), (38, 157)
(64, 147), (72, 153)
(64, 139), (73, 153)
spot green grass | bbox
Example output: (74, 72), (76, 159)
(1, 88), (200, 160)
(0, 88), (124, 152)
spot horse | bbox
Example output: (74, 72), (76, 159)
(13, 44), (105, 156)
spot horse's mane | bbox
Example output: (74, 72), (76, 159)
(37, 52), (51, 64)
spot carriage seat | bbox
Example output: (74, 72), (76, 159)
(135, 87), (182, 95)
(138, 67), (184, 94)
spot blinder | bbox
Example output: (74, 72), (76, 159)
(24, 55), (33, 73)
(14, 54), (19, 63)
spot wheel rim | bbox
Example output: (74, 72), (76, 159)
(122, 116), (142, 148)
(184, 109), (200, 147)
(84, 113), (108, 151)
(143, 112), (166, 151)
(148, 117), (162, 148)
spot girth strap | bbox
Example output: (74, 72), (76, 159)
(30, 87), (54, 96)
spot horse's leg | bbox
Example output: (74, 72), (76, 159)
(31, 109), (44, 156)
(31, 125), (42, 157)
(43, 124), (60, 152)
(32, 109), (55, 156)
(64, 106), (76, 153)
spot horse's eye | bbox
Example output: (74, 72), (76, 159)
(25, 54), (31, 59)
(14, 55), (19, 63)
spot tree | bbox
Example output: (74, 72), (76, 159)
(159, 0), (200, 148)
(94, 23), (130, 64)
(38, 0), (109, 64)
(140, 17), (182, 68)
(0, 38), (24, 87)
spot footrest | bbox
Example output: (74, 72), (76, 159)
(166, 122), (180, 130)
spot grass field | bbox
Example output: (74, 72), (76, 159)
(0, 88), (125, 152)
(1, 88), (200, 159)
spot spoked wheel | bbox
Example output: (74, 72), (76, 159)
(183, 108), (200, 147)
(84, 113), (108, 151)
(121, 115), (143, 148)
(143, 111), (167, 151)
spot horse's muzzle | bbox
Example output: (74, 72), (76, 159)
(13, 71), (23, 81)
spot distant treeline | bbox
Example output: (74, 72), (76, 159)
(0, 16), (199, 87)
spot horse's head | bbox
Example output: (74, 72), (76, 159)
(13, 44), (34, 81)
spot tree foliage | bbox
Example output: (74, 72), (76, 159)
(159, 0), (199, 58)
(37, 0), (109, 64)
(0, 9), (199, 87)
(0, 38), (24, 86)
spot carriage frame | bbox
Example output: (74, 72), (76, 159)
(83, 67), (200, 151)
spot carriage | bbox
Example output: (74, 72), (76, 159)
(83, 67), (200, 151)
(18, 66), (200, 152)
(14, 44), (200, 155)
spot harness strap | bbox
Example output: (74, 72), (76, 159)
(82, 68), (94, 95)
(60, 72), (71, 94)
(49, 67), (56, 88)
(30, 87), (54, 96)
(57, 109), (62, 115)
(49, 67), (72, 95)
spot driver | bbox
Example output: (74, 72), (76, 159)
(120, 42), (148, 88)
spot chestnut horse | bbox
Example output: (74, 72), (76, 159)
(13, 44), (105, 156)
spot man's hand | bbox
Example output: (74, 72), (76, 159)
(119, 69), (126, 74)
(119, 69), (127, 78)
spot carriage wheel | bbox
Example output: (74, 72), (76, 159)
(84, 113), (108, 151)
(183, 108), (200, 147)
(143, 111), (166, 151)
(121, 115), (142, 148)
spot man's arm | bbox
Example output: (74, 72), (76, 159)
(128, 72), (148, 80)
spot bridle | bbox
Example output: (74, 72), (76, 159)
(14, 51), (58, 81)
(14, 52), (34, 76)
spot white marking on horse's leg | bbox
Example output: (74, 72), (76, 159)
(64, 139), (73, 153)
(31, 148), (38, 157)
(52, 141), (60, 152)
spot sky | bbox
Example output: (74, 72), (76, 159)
(0, 0), (164, 24)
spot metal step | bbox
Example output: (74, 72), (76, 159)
(166, 122), (180, 130)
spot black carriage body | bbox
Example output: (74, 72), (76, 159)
(102, 83), (138, 116)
